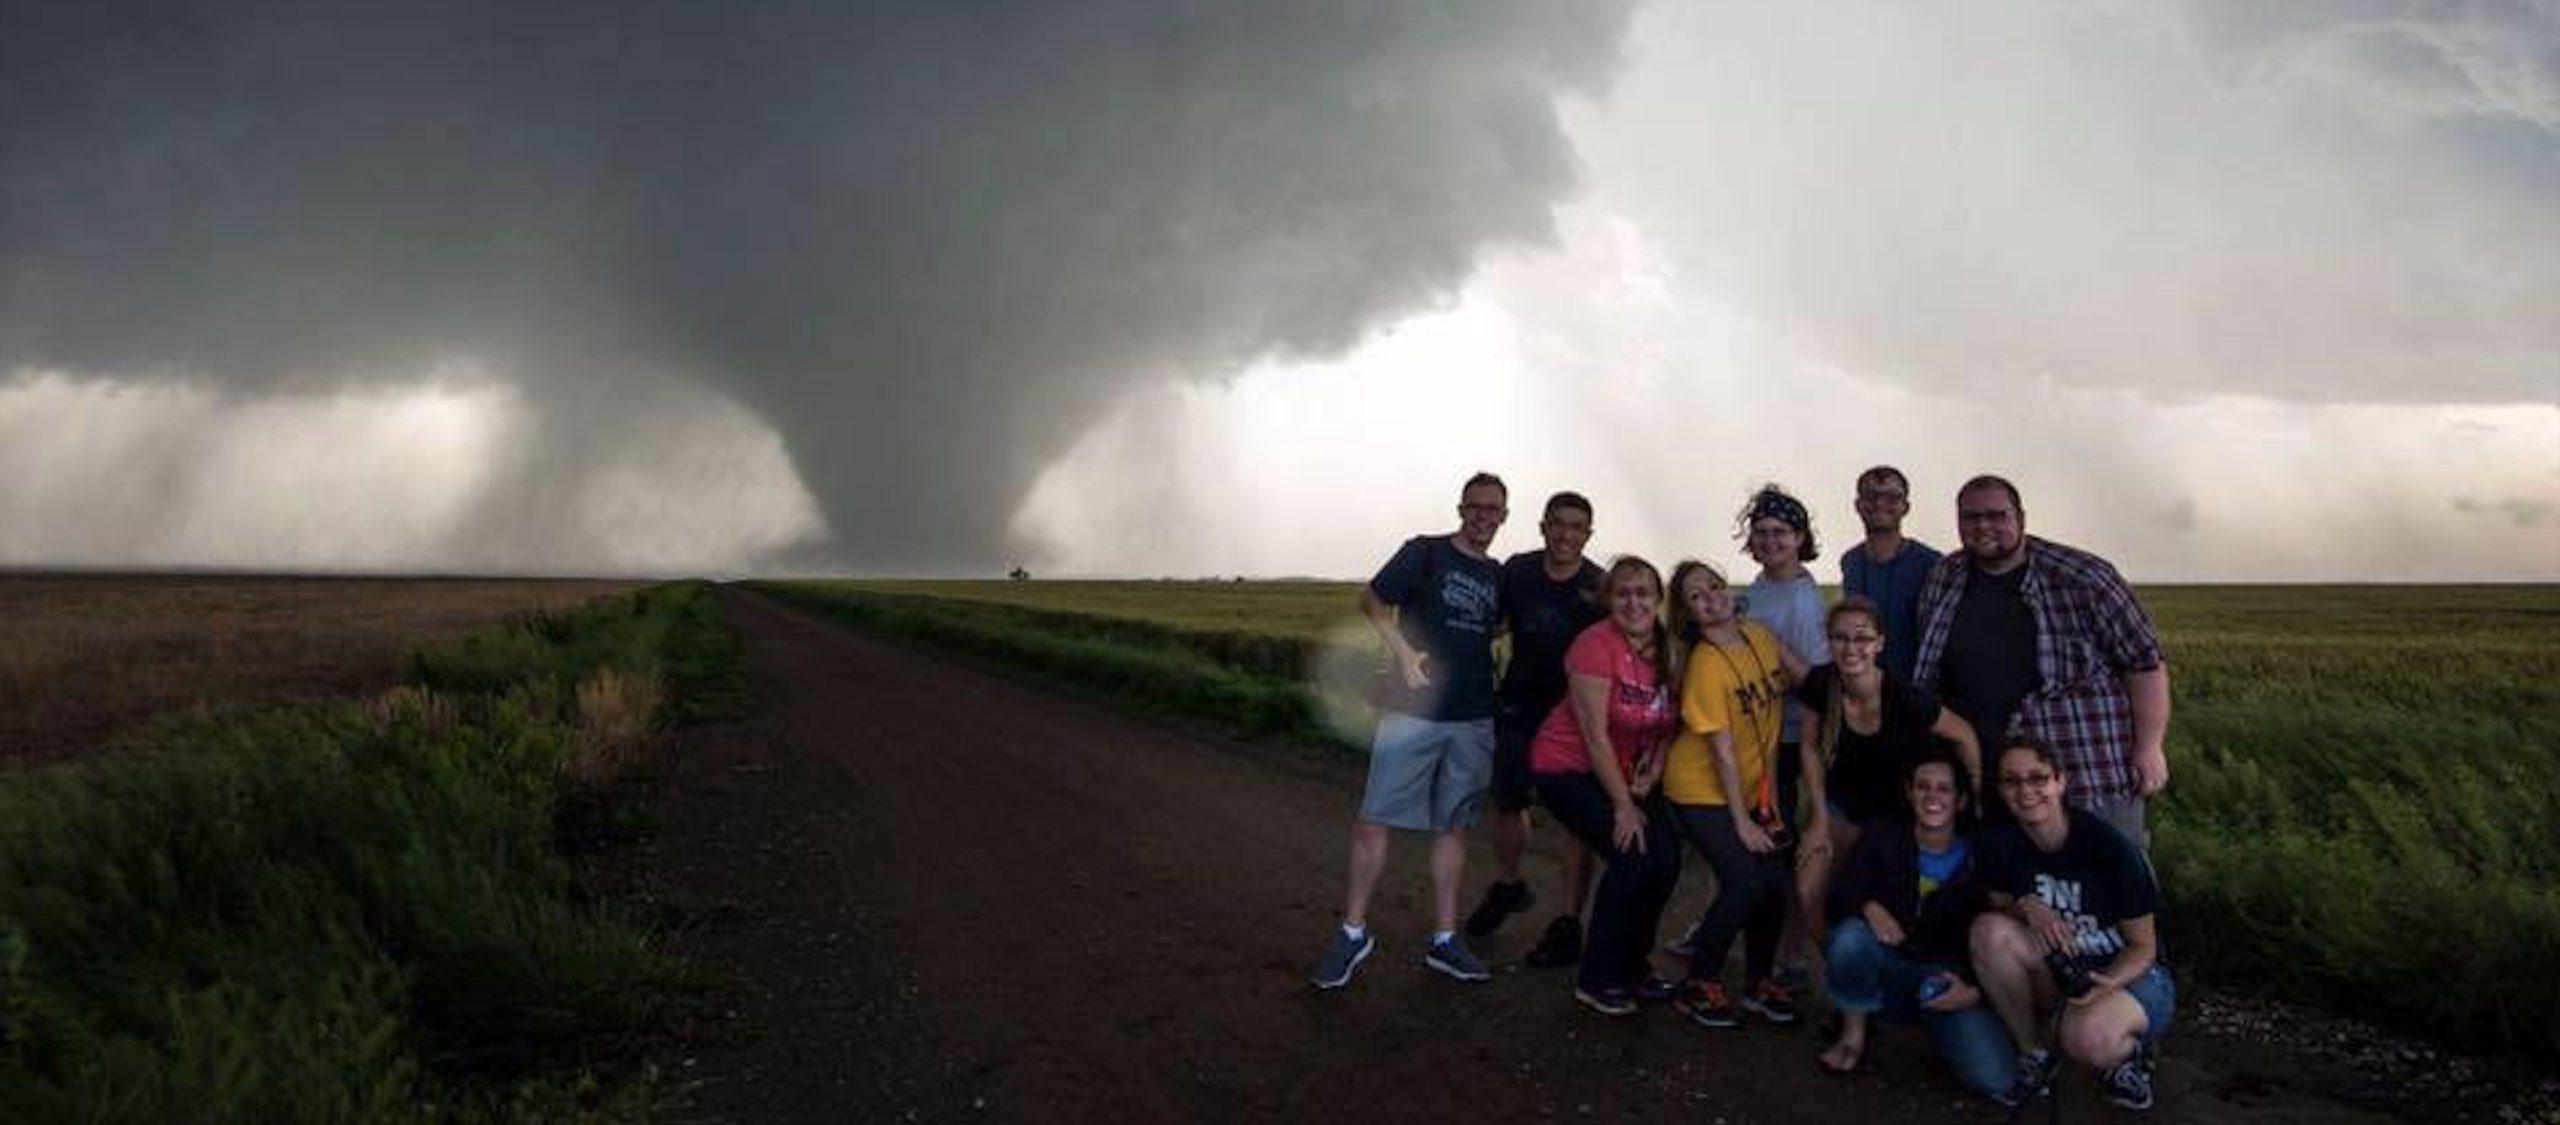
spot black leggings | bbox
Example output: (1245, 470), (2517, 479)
(1673, 802), (1791, 987)
(1532, 772), (1682, 993)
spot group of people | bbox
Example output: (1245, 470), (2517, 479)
(1308, 468), (2176, 1111)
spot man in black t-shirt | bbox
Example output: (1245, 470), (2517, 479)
(1463, 492), (1604, 959)
(1311, 472), (1511, 991)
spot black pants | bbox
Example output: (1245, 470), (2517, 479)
(1672, 802), (1791, 988)
(1531, 772), (1682, 993)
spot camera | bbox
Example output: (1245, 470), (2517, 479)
(1750, 804), (1792, 850)
(2045, 950), (2094, 1000)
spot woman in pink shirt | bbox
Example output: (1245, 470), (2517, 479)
(1527, 555), (1686, 1016)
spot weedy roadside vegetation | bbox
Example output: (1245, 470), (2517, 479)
(764, 579), (2560, 1064)
(0, 582), (735, 1123)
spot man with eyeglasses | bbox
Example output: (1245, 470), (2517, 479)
(1910, 476), (2171, 847)
(1840, 465), (1942, 683)
(1311, 471), (1511, 990)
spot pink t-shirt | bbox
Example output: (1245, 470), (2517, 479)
(1528, 622), (1678, 777)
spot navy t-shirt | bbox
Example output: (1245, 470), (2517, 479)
(1369, 535), (1505, 722)
(1494, 552), (1605, 729)
(1977, 808), (2162, 971)
(1793, 664), (1946, 824)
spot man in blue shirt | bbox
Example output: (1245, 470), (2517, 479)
(1840, 465), (1943, 684)
(1311, 472), (1510, 990)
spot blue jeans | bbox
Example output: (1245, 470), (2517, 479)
(1824, 918), (2016, 1097)
(1531, 772), (1681, 994)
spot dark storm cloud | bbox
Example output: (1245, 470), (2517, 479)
(1, 0), (1631, 570)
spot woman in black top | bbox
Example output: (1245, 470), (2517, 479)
(1970, 735), (2175, 1111)
(1790, 597), (1981, 979)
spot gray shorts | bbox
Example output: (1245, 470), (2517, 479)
(1359, 714), (1495, 833)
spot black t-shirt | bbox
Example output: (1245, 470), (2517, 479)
(1494, 552), (1605, 727)
(1940, 565), (2040, 743)
(1794, 664), (1945, 824)
(1369, 535), (1505, 721)
(1977, 808), (2163, 971)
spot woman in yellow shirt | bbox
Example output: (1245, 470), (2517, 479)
(1662, 560), (1814, 1029)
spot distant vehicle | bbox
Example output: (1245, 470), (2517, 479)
(1009, 566), (1031, 581)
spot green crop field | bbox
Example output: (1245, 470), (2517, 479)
(764, 578), (2560, 1062)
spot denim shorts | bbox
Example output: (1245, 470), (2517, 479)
(1359, 714), (1495, 832)
(2122, 963), (2176, 1045)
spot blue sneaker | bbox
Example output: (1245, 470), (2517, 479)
(2100, 1047), (2156, 1111)
(1309, 928), (1375, 990)
(1990, 1048), (2058, 1108)
(1425, 935), (1492, 982)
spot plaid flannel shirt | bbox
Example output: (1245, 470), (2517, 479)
(1911, 536), (2164, 805)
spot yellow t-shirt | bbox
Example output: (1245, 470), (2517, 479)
(1663, 621), (1790, 809)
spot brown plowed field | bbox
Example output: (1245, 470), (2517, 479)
(0, 573), (640, 763)
(638, 587), (2419, 1124)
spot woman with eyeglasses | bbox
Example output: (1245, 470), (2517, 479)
(1659, 559), (1809, 1029)
(1790, 597), (1983, 976)
(1526, 556), (1684, 1016)
(1817, 751), (2012, 1094)
(1970, 735), (2174, 1112)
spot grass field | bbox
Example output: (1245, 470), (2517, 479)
(0, 582), (730, 1122)
(0, 574), (643, 764)
(766, 578), (2560, 1062)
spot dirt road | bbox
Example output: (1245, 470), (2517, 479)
(641, 588), (2408, 1123)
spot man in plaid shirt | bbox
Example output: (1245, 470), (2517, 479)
(1912, 475), (2172, 847)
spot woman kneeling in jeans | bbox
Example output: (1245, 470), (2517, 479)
(1818, 751), (2012, 1095)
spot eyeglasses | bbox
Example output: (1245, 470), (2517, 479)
(1998, 771), (2057, 790)
(1958, 509), (2017, 525)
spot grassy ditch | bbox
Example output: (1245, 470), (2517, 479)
(0, 582), (733, 1123)
(763, 579), (2560, 1065)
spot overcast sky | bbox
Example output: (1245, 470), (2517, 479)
(5, 1), (2554, 581)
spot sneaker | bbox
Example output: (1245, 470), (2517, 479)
(1673, 979), (1739, 1029)
(1990, 1048), (2058, 1108)
(1308, 928), (1375, 990)
(1633, 975), (1680, 1003)
(1523, 914), (1583, 968)
(1574, 985), (1638, 1017)
(1739, 979), (1799, 1024)
(1770, 963), (1812, 996)
(1463, 879), (1535, 937)
(1425, 935), (1493, 982)
(2100, 1048), (2156, 1111)
(1664, 920), (1702, 957)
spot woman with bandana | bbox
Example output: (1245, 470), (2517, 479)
(1739, 484), (1834, 991)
